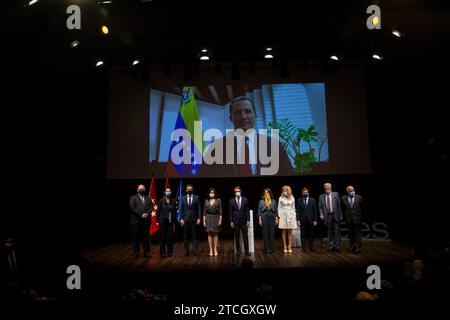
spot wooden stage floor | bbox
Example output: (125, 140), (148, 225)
(80, 239), (411, 272)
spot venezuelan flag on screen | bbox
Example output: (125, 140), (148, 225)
(166, 87), (203, 177)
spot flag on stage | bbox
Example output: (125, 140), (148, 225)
(149, 176), (159, 235)
(176, 178), (184, 222)
(166, 87), (204, 177)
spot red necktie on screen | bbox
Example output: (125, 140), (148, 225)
(241, 137), (252, 176)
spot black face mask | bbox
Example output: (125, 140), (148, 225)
(138, 190), (146, 195)
(303, 193), (309, 198)
(186, 190), (193, 195)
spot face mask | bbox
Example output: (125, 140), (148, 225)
(235, 192), (241, 197)
(282, 192), (288, 197)
(349, 191), (355, 197)
(165, 191), (171, 197)
(186, 190), (193, 195)
(303, 193), (309, 198)
(209, 193), (215, 198)
(138, 190), (146, 195)
(325, 189), (331, 194)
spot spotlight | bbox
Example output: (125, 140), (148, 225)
(372, 54), (382, 60)
(101, 25), (109, 35)
(392, 29), (402, 38)
(199, 49), (210, 61)
(330, 55), (339, 61)
(70, 40), (80, 48)
(132, 59), (140, 66)
(264, 47), (274, 59)
(97, 0), (112, 4)
(28, 0), (38, 6)
(95, 60), (104, 67)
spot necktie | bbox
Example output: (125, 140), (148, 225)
(326, 194), (331, 213)
(304, 198), (307, 207)
(188, 196), (192, 206)
(350, 197), (354, 208)
(141, 196), (145, 205)
(238, 197), (241, 209)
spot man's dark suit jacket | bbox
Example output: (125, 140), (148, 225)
(180, 194), (202, 222)
(229, 197), (250, 224)
(129, 193), (152, 225)
(296, 197), (318, 223)
(341, 194), (363, 224)
(200, 131), (294, 177)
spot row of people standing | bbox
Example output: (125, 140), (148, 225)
(129, 183), (363, 259)
(259, 183), (364, 254)
(153, 184), (252, 257)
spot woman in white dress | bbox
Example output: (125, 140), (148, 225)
(278, 185), (296, 253)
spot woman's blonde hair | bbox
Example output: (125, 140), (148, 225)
(281, 185), (293, 198)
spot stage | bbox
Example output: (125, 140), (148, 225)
(80, 239), (411, 272)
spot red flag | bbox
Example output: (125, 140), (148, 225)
(149, 176), (159, 235)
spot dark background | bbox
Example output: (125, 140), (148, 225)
(0, 0), (448, 305)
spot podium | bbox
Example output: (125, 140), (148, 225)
(234, 209), (255, 253)
(292, 226), (302, 247)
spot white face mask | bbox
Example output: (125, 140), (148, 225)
(209, 193), (215, 198)
(282, 191), (288, 197)
(235, 192), (241, 197)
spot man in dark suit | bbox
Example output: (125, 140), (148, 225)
(342, 185), (364, 253)
(179, 184), (202, 256)
(129, 184), (154, 259)
(319, 183), (343, 252)
(200, 96), (294, 177)
(296, 187), (318, 252)
(229, 186), (251, 256)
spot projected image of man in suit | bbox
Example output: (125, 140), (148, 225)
(202, 96), (293, 176)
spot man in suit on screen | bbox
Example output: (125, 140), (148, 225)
(201, 96), (294, 177)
